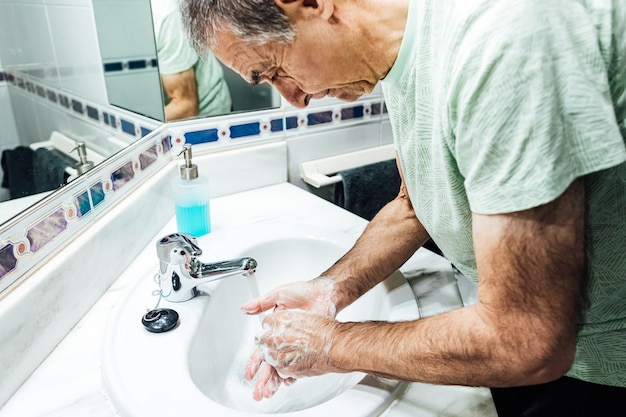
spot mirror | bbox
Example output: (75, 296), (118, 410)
(92, 0), (280, 122)
(0, 0), (280, 225)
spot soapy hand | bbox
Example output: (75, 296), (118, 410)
(240, 276), (338, 317)
(241, 277), (338, 400)
(255, 310), (338, 378)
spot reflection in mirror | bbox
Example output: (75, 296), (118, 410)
(93, 0), (280, 122)
(0, 0), (130, 224)
(0, 0), (281, 226)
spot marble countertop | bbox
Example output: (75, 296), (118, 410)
(0, 183), (496, 417)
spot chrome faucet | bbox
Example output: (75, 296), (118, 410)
(156, 233), (257, 302)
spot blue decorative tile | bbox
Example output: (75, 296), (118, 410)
(230, 122), (261, 139)
(128, 60), (147, 70)
(104, 62), (124, 72)
(140, 126), (152, 137)
(72, 99), (83, 115)
(75, 191), (91, 217)
(307, 110), (333, 126)
(86, 105), (99, 121)
(270, 118), (284, 132)
(184, 129), (219, 144)
(47, 89), (57, 103)
(286, 116), (299, 130)
(341, 105), (364, 120)
(59, 95), (70, 108)
(89, 182), (106, 208)
(120, 119), (136, 136)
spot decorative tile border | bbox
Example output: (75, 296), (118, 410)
(4, 69), (160, 141)
(0, 126), (172, 293)
(0, 85), (388, 295)
(102, 57), (158, 74)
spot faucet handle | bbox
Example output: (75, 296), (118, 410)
(156, 233), (202, 266)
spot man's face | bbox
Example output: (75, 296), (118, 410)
(212, 29), (378, 108)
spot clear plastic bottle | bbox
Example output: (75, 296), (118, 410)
(171, 144), (211, 237)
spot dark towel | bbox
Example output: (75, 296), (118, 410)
(33, 148), (75, 193)
(1, 146), (37, 199)
(334, 159), (401, 221)
(334, 158), (444, 257)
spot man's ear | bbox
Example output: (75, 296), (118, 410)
(274, 0), (334, 21)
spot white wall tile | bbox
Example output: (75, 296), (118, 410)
(9, 4), (56, 70)
(92, 0), (157, 61)
(47, 4), (108, 103)
(8, 88), (43, 144)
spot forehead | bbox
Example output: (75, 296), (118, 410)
(211, 30), (277, 82)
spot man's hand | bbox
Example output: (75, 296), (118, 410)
(241, 277), (338, 400)
(254, 310), (338, 378)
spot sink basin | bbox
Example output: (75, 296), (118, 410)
(103, 222), (419, 417)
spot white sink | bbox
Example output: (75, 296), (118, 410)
(103, 222), (419, 417)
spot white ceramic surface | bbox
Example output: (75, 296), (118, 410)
(103, 222), (419, 417)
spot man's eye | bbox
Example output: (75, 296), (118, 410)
(251, 71), (261, 85)
(270, 72), (279, 82)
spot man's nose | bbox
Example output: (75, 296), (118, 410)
(273, 77), (309, 108)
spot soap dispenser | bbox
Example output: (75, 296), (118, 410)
(171, 144), (211, 237)
(71, 142), (95, 175)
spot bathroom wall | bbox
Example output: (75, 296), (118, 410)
(0, 0), (111, 153)
(0, 0), (108, 104)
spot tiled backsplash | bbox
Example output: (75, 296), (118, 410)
(0, 79), (388, 295)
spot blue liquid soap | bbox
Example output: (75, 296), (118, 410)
(175, 202), (211, 237)
(172, 144), (211, 237)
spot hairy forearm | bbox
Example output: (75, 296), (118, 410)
(325, 184), (430, 312)
(162, 68), (199, 121)
(326, 178), (586, 387)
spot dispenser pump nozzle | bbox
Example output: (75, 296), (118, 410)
(178, 144), (198, 180)
(71, 142), (95, 175)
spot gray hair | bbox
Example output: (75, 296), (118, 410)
(180, 0), (296, 56)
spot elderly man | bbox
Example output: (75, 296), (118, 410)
(180, 0), (626, 415)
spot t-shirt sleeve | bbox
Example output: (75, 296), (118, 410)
(449, 2), (626, 214)
(155, 10), (198, 75)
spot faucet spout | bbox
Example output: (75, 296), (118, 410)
(155, 233), (258, 302)
(190, 257), (257, 280)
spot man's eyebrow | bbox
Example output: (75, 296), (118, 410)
(250, 70), (261, 86)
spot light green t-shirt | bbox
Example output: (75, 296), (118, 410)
(382, 0), (626, 387)
(150, 0), (231, 117)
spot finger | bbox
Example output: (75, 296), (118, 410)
(252, 362), (281, 401)
(263, 365), (283, 399)
(241, 293), (279, 315)
(244, 348), (262, 381)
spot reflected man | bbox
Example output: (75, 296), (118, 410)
(150, 0), (231, 121)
